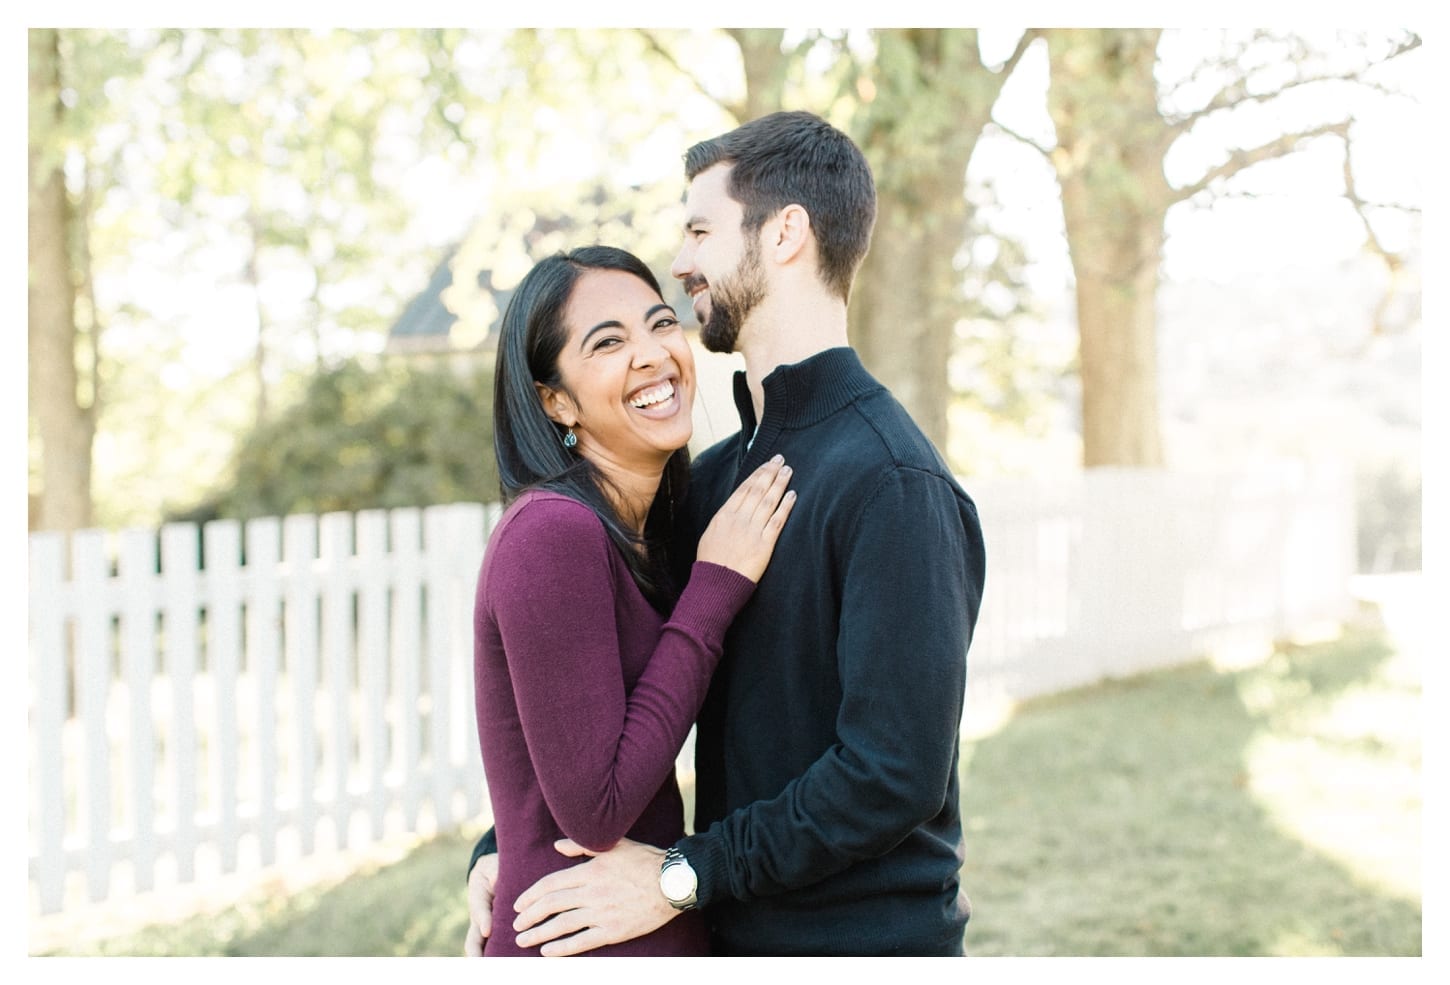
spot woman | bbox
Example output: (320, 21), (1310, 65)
(472, 245), (795, 956)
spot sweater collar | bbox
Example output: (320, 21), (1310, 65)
(731, 346), (880, 449)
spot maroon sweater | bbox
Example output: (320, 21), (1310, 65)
(473, 490), (754, 956)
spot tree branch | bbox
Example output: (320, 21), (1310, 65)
(636, 29), (742, 121)
(1187, 186), (1420, 213)
(1167, 32), (1421, 136)
(985, 119), (1052, 159)
(1170, 71), (1358, 135)
(1170, 121), (1349, 205)
(1342, 137), (1417, 336)
(994, 27), (1041, 78)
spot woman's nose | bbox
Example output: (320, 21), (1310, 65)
(633, 336), (669, 369)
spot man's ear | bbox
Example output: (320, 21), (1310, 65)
(534, 382), (578, 428)
(768, 204), (812, 264)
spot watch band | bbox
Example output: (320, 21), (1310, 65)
(660, 846), (699, 911)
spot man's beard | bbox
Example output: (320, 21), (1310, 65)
(697, 239), (766, 355)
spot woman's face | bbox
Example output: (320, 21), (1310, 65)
(539, 268), (696, 472)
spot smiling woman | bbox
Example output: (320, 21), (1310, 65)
(472, 244), (797, 956)
(537, 265), (697, 520)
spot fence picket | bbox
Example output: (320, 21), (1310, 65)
(161, 524), (200, 882)
(245, 518), (282, 866)
(454, 504), (489, 819)
(320, 512), (354, 848)
(118, 529), (158, 892)
(29, 533), (68, 913)
(204, 520), (243, 873)
(73, 530), (113, 902)
(356, 511), (390, 840)
(390, 509), (423, 829)
(424, 507), (454, 827)
(283, 515), (320, 855)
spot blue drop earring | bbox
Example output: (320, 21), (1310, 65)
(563, 428), (578, 449)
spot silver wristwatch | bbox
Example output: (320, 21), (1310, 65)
(659, 846), (698, 911)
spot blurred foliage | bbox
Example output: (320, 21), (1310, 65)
(1355, 457), (1421, 573)
(172, 357), (497, 523)
(28, 28), (1420, 531)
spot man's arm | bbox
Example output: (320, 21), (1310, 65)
(462, 828), (498, 955)
(463, 847), (499, 956)
(512, 838), (678, 955)
(513, 468), (985, 953)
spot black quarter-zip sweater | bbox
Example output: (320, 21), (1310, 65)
(673, 347), (986, 956)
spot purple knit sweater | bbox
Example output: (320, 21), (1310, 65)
(473, 489), (755, 956)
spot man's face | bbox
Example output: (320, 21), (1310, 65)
(670, 164), (768, 354)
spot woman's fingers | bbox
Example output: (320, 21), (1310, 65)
(768, 488), (798, 532)
(729, 456), (783, 510)
(695, 454), (797, 581)
(752, 461), (793, 524)
(723, 456), (789, 520)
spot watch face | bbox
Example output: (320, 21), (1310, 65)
(661, 864), (695, 901)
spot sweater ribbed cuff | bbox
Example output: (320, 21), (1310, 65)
(677, 829), (732, 910)
(672, 562), (757, 639)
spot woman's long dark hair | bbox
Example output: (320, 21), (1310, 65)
(492, 245), (690, 611)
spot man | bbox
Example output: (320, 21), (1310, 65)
(466, 110), (986, 957)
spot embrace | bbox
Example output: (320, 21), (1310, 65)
(466, 111), (986, 957)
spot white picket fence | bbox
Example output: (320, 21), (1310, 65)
(26, 463), (1355, 917)
(963, 462), (1355, 714)
(27, 502), (501, 917)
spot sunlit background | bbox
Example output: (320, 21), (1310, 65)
(22, 22), (1429, 960)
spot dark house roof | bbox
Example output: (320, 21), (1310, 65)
(389, 195), (645, 353)
(388, 245), (511, 353)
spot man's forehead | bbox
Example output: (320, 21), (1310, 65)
(683, 165), (737, 218)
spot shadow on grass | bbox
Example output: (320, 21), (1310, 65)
(40, 830), (480, 956)
(958, 621), (1422, 956)
(40, 620), (1420, 957)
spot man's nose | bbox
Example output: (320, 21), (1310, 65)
(669, 243), (691, 281)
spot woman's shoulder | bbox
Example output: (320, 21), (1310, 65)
(489, 489), (609, 559)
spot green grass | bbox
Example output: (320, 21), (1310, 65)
(35, 830), (479, 957)
(35, 618), (1420, 957)
(959, 621), (1421, 956)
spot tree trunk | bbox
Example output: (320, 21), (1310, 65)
(849, 170), (964, 456)
(727, 29), (789, 122)
(849, 29), (1004, 458)
(1045, 28), (1169, 468)
(28, 28), (93, 531)
(244, 212), (269, 426)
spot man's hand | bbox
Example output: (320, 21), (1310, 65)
(513, 838), (679, 956)
(463, 852), (500, 957)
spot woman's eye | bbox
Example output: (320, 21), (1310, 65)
(592, 337), (622, 351)
(652, 317), (680, 332)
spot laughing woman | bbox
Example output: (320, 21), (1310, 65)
(472, 246), (795, 956)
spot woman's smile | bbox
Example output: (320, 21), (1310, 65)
(626, 377), (682, 417)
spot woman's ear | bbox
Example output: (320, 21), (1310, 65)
(534, 382), (578, 428)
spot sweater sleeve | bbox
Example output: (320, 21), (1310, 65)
(679, 467), (985, 904)
(486, 497), (755, 852)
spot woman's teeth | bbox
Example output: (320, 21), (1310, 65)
(629, 382), (675, 409)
